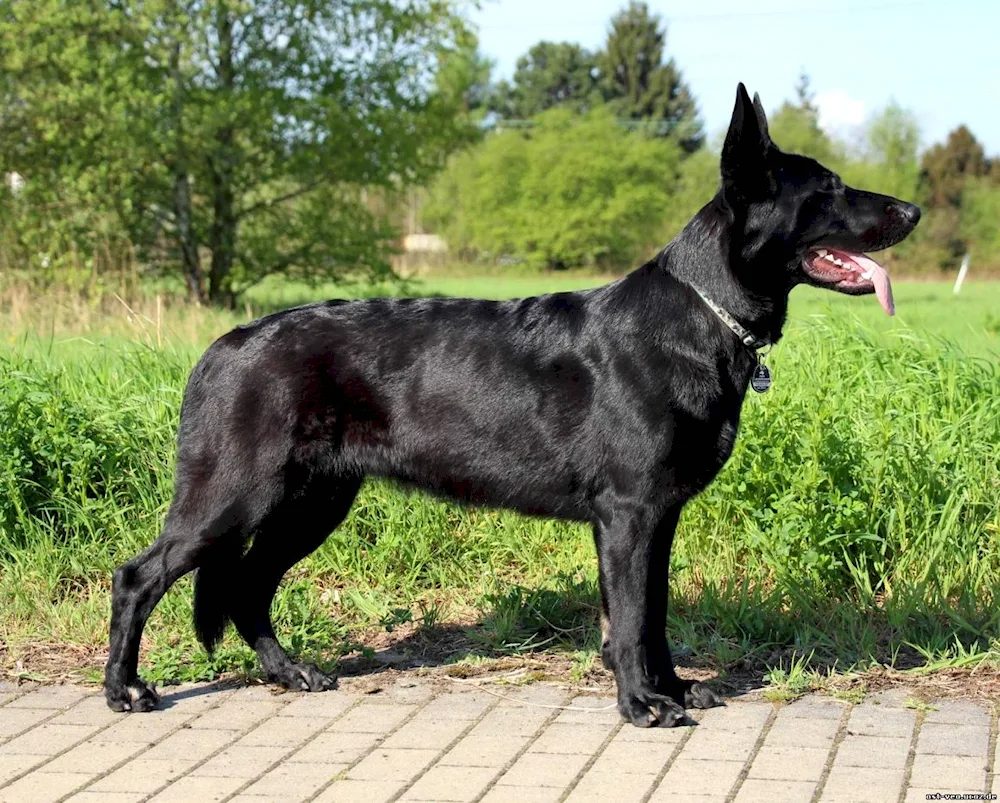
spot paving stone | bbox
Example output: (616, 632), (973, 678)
(821, 764), (905, 803)
(0, 724), (99, 756)
(916, 722), (990, 756)
(186, 700), (285, 731)
(496, 750), (590, 787)
(312, 778), (403, 802)
(587, 738), (676, 775)
(0, 753), (48, 784)
(653, 758), (744, 797)
(4, 687), (90, 711)
(48, 697), (124, 727)
(346, 748), (439, 781)
(381, 717), (470, 750)
(275, 694), (358, 720)
(241, 761), (348, 800)
(88, 758), (197, 794)
(0, 771), (92, 803)
(146, 774), (245, 801)
(764, 711), (840, 748)
(747, 745), (828, 781)
(399, 764), (499, 801)
(781, 697), (848, 719)
(612, 723), (688, 744)
(551, 697), (622, 727)
(907, 753), (988, 791)
(0, 708), (55, 741)
(3, 682), (986, 803)
(438, 735), (529, 768)
(564, 769), (657, 802)
(64, 792), (146, 803)
(463, 705), (552, 738)
(141, 727), (239, 761)
(237, 714), (329, 748)
(528, 722), (616, 755)
(735, 778), (816, 803)
(37, 739), (143, 774)
(845, 706), (916, 738)
(833, 734), (911, 768)
(902, 789), (948, 803)
(289, 731), (380, 764)
(922, 701), (991, 727)
(418, 693), (493, 721)
(88, 713), (190, 745)
(190, 744), (290, 777)
(492, 684), (568, 707)
(332, 703), (418, 734)
(479, 784), (564, 802)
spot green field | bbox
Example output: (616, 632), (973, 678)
(1, 276), (998, 696)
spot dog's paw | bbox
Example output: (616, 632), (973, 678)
(655, 677), (724, 710)
(683, 681), (723, 709)
(619, 686), (688, 728)
(106, 678), (160, 713)
(270, 662), (337, 693)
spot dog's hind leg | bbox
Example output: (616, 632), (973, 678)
(227, 477), (363, 692)
(105, 497), (251, 712)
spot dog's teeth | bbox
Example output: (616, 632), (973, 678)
(824, 253), (836, 262)
(861, 270), (873, 280)
(816, 249), (828, 257)
(833, 258), (843, 266)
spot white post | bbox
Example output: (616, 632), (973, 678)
(953, 253), (970, 295)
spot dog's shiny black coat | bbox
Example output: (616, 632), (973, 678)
(105, 84), (920, 726)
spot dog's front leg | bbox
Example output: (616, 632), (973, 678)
(643, 508), (723, 712)
(595, 503), (687, 727)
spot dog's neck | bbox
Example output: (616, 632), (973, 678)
(658, 196), (790, 348)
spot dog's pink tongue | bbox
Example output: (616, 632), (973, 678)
(853, 254), (895, 316)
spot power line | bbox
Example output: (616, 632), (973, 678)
(477, 1), (958, 30)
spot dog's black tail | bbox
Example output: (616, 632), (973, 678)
(193, 537), (244, 652)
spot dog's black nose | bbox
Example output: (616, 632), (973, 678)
(898, 202), (921, 225)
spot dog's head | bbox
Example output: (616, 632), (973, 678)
(719, 83), (921, 315)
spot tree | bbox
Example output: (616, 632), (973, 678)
(599, 1), (702, 152)
(920, 125), (989, 209)
(767, 72), (839, 165)
(491, 42), (599, 119)
(0, 0), (476, 305)
(846, 102), (920, 201)
(423, 107), (683, 269)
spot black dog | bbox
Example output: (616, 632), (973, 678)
(105, 84), (920, 726)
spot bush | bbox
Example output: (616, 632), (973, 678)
(424, 107), (683, 269)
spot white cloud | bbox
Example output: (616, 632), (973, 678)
(814, 88), (867, 134)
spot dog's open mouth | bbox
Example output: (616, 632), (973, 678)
(802, 248), (895, 316)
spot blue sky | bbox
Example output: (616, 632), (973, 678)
(471, 0), (999, 154)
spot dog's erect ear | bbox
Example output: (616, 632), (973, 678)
(752, 92), (770, 142)
(721, 83), (772, 206)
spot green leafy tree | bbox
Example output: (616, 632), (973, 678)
(0, 0), (476, 305)
(599, 1), (702, 152)
(920, 125), (990, 209)
(424, 107), (682, 269)
(960, 179), (1000, 269)
(491, 42), (599, 119)
(842, 102), (920, 201)
(767, 74), (839, 166)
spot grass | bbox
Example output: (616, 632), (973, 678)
(1, 274), (999, 696)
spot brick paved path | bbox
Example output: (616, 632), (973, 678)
(1, 678), (996, 802)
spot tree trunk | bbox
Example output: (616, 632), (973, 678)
(208, 1), (236, 308)
(170, 42), (206, 304)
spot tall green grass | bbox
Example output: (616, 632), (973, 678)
(1, 280), (998, 686)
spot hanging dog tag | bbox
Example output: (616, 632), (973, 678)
(750, 362), (771, 393)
